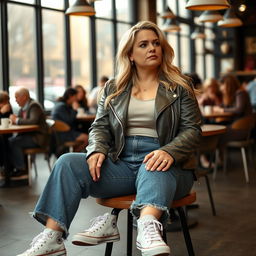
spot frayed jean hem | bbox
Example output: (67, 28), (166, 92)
(130, 202), (170, 227)
(30, 211), (69, 239)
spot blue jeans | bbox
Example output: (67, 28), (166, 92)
(33, 136), (194, 238)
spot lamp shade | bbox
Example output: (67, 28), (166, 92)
(199, 10), (223, 23)
(186, 0), (230, 11)
(65, 0), (95, 16)
(160, 7), (176, 19)
(162, 18), (181, 32)
(217, 8), (243, 27)
(191, 27), (206, 40)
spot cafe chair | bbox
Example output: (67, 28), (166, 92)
(24, 119), (72, 186)
(222, 114), (255, 184)
(49, 120), (83, 156)
(96, 192), (196, 256)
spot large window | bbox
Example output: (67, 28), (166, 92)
(42, 10), (65, 107)
(70, 16), (90, 89)
(96, 20), (114, 81)
(0, 0), (135, 110)
(157, 0), (216, 79)
(8, 3), (37, 112)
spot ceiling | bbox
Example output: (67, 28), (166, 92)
(231, 0), (256, 25)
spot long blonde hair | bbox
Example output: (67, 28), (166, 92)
(105, 21), (192, 106)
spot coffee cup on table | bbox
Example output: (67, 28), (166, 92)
(1, 118), (11, 128)
(204, 105), (213, 115)
(77, 108), (85, 115)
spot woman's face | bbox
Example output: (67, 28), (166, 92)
(129, 29), (162, 70)
(76, 88), (85, 101)
(220, 83), (226, 95)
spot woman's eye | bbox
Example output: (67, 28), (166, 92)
(140, 43), (147, 48)
(154, 41), (160, 46)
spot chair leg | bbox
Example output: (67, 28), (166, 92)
(127, 210), (133, 256)
(223, 147), (228, 174)
(212, 149), (219, 180)
(27, 154), (32, 186)
(104, 208), (122, 256)
(176, 206), (195, 256)
(45, 154), (52, 172)
(204, 175), (216, 216)
(241, 147), (249, 183)
(32, 155), (38, 177)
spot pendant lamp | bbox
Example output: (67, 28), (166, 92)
(162, 18), (181, 33)
(65, 0), (95, 16)
(191, 27), (206, 40)
(186, 0), (230, 11)
(160, 7), (176, 19)
(199, 10), (223, 23)
(217, 8), (243, 27)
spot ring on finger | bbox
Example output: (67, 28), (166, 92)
(163, 159), (168, 163)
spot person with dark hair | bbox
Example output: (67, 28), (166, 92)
(17, 21), (201, 256)
(51, 87), (88, 152)
(213, 74), (252, 123)
(88, 75), (109, 113)
(73, 85), (89, 113)
(0, 90), (12, 118)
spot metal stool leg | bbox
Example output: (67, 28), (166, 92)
(127, 211), (133, 256)
(204, 175), (217, 216)
(176, 206), (195, 256)
(105, 209), (122, 256)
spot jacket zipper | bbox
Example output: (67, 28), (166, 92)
(109, 102), (125, 159)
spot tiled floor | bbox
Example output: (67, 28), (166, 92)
(0, 149), (256, 256)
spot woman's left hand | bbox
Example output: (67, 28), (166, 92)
(143, 150), (174, 171)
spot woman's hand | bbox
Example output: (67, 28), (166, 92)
(143, 150), (174, 171)
(87, 152), (106, 182)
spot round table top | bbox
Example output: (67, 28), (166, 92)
(76, 114), (96, 122)
(0, 124), (39, 134)
(201, 124), (227, 136)
(203, 111), (234, 119)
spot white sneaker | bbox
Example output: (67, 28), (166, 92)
(72, 213), (120, 246)
(17, 228), (66, 256)
(137, 215), (170, 256)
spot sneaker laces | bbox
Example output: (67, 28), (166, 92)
(85, 213), (109, 232)
(141, 220), (163, 243)
(26, 232), (52, 253)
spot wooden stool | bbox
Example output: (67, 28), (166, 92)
(96, 192), (196, 256)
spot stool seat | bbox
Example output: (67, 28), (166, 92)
(24, 148), (48, 154)
(96, 192), (196, 256)
(96, 192), (196, 210)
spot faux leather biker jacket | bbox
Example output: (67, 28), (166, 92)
(86, 79), (202, 170)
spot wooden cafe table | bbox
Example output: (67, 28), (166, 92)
(0, 124), (39, 187)
(76, 113), (96, 122)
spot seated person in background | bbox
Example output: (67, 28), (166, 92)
(0, 91), (13, 172)
(213, 74), (252, 124)
(8, 88), (49, 177)
(214, 74), (252, 161)
(88, 75), (109, 113)
(0, 90), (13, 118)
(73, 85), (90, 133)
(198, 78), (222, 107)
(73, 85), (89, 114)
(245, 77), (256, 112)
(51, 88), (88, 152)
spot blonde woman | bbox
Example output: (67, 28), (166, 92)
(18, 21), (201, 256)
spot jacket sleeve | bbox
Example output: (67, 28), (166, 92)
(17, 103), (44, 125)
(85, 83), (113, 158)
(160, 87), (202, 164)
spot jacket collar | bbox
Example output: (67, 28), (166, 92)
(155, 83), (179, 114)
